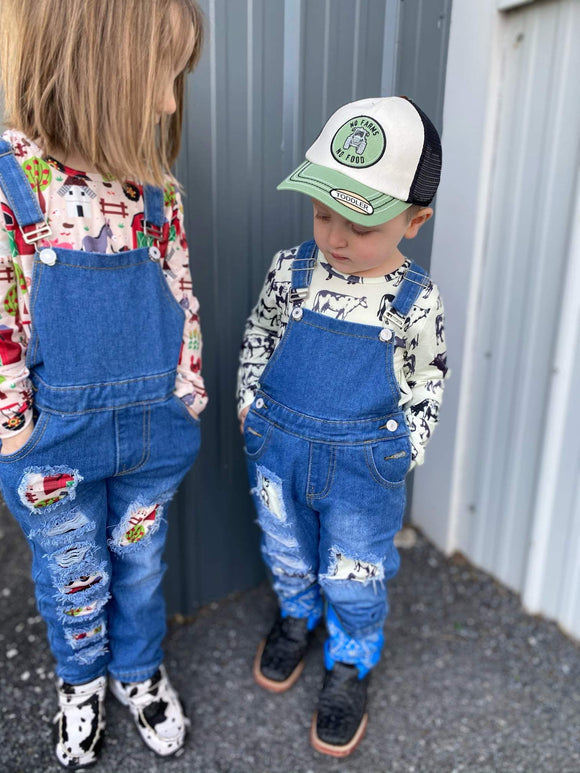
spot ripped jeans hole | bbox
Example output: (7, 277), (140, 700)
(70, 642), (108, 666)
(60, 596), (108, 621)
(18, 466), (83, 513)
(324, 548), (385, 585)
(49, 543), (92, 570)
(34, 511), (92, 545)
(57, 565), (108, 599)
(111, 503), (163, 549)
(65, 620), (106, 650)
(253, 466), (288, 523)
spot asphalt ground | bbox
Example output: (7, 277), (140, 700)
(0, 503), (578, 773)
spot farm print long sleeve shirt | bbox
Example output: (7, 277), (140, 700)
(237, 245), (448, 468)
(0, 129), (207, 439)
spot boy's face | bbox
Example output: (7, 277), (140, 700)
(312, 199), (431, 277)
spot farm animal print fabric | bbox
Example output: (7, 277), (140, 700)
(0, 131), (206, 438)
(237, 246), (448, 467)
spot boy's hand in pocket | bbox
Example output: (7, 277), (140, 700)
(239, 406), (250, 433)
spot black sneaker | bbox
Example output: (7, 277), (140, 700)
(310, 662), (370, 757)
(253, 613), (314, 693)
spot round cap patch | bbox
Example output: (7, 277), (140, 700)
(331, 116), (386, 168)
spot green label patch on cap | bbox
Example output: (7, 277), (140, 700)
(331, 116), (386, 168)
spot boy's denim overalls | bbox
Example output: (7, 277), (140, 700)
(244, 240), (428, 676)
(0, 140), (200, 684)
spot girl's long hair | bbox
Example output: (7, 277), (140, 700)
(0, 0), (203, 184)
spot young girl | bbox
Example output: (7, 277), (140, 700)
(0, 0), (205, 766)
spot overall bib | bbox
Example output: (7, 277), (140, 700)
(244, 240), (428, 675)
(0, 141), (200, 684)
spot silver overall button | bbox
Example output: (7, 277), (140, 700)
(291, 307), (303, 321)
(255, 397), (265, 409)
(149, 246), (161, 261)
(379, 328), (393, 342)
(39, 248), (57, 266)
(386, 419), (398, 432)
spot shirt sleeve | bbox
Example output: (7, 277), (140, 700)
(163, 185), (207, 415)
(236, 250), (290, 415)
(0, 227), (34, 439)
(403, 288), (448, 468)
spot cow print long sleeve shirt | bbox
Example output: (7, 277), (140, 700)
(237, 245), (448, 468)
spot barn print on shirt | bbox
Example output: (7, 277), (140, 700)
(0, 129), (208, 439)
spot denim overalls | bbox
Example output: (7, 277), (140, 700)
(244, 240), (428, 676)
(0, 140), (200, 684)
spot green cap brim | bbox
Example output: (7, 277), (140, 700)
(277, 160), (410, 226)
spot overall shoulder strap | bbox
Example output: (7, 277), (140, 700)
(289, 239), (317, 303)
(0, 140), (51, 243)
(143, 184), (166, 239)
(389, 261), (430, 321)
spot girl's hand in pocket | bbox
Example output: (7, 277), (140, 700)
(0, 422), (34, 455)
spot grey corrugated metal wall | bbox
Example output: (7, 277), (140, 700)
(449, 0), (580, 630)
(165, 0), (451, 614)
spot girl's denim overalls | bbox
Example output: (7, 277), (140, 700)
(0, 140), (200, 684)
(244, 240), (428, 676)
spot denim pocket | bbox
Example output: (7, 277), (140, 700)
(365, 437), (411, 488)
(171, 394), (200, 428)
(0, 409), (51, 464)
(243, 411), (272, 460)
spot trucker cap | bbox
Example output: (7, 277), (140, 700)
(278, 96), (442, 226)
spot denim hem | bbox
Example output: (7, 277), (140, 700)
(108, 659), (163, 683)
(56, 665), (108, 685)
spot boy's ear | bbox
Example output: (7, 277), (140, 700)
(404, 207), (433, 239)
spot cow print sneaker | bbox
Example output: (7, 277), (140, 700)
(54, 675), (107, 769)
(109, 665), (189, 757)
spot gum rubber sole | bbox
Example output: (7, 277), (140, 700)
(252, 638), (305, 693)
(310, 711), (368, 757)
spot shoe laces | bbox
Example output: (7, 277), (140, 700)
(57, 676), (106, 709)
(120, 669), (164, 710)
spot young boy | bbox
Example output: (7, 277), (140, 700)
(237, 97), (447, 757)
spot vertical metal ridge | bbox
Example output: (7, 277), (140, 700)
(381, 0), (400, 96)
(352, 0), (362, 100)
(246, 0), (255, 296)
(209, 0), (218, 281)
(322, 0), (330, 121)
(282, 0), (303, 235)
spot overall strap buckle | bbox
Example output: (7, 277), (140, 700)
(289, 286), (309, 304)
(0, 142), (53, 243)
(402, 265), (431, 289)
(144, 221), (164, 240)
(22, 221), (53, 245)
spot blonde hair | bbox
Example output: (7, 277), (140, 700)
(0, 0), (204, 185)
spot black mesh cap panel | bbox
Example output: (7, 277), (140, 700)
(407, 100), (442, 205)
